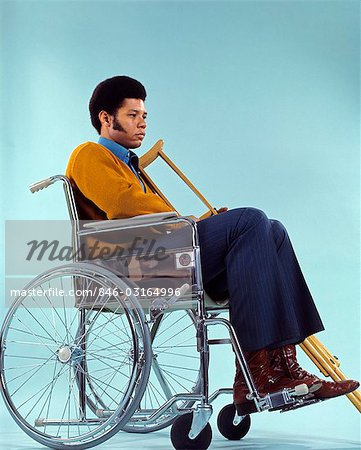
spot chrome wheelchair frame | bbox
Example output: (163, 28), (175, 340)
(0, 174), (324, 450)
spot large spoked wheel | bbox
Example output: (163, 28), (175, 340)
(217, 403), (251, 440)
(170, 412), (212, 450)
(123, 309), (201, 432)
(0, 263), (151, 450)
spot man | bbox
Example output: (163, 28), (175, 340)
(66, 76), (359, 413)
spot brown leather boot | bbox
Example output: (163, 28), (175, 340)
(269, 344), (359, 399)
(233, 349), (308, 414)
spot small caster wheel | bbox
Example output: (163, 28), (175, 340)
(217, 404), (251, 440)
(170, 413), (212, 450)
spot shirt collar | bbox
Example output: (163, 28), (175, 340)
(98, 137), (130, 164)
(98, 136), (140, 173)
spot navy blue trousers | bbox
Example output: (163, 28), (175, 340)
(197, 208), (324, 352)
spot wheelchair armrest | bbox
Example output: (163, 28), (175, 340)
(82, 212), (178, 231)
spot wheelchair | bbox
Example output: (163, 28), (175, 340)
(1, 142), (360, 450)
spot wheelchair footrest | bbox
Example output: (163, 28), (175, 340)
(235, 384), (311, 416)
(261, 384), (309, 410)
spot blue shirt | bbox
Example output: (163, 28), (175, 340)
(98, 137), (146, 192)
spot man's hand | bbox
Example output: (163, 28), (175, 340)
(187, 215), (199, 222)
(186, 208), (228, 223)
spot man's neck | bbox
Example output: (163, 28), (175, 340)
(99, 134), (129, 150)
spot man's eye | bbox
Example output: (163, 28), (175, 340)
(129, 114), (136, 117)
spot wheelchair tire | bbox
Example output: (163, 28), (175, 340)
(217, 403), (251, 440)
(0, 263), (152, 449)
(170, 412), (212, 450)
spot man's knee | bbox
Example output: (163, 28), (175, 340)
(225, 207), (269, 236)
(200, 207), (270, 240)
(233, 207), (269, 228)
(270, 219), (288, 249)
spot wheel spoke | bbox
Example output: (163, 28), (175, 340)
(11, 313), (58, 354)
(7, 327), (59, 345)
(155, 323), (194, 349)
(36, 359), (61, 432)
(4, 360), (57, 385)
(20, 363), (68, 416)
(9, 352), (57, 398)
(28, 296), (65, 344)
(160, 367), (195, 391)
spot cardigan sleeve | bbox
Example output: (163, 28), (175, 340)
(67, 143), (173, 219)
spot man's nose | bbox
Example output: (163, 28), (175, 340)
(138, 118), (146, 128)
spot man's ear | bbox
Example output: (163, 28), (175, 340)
(99, 111), (111, 127)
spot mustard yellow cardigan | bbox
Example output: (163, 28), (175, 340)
(66, 142), (172, 220)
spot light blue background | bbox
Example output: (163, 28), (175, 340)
(0, 0), (360, 447)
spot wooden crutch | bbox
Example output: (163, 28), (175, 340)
(139, 140), (361, 413)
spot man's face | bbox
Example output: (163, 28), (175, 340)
(106, 98), (147, 149)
